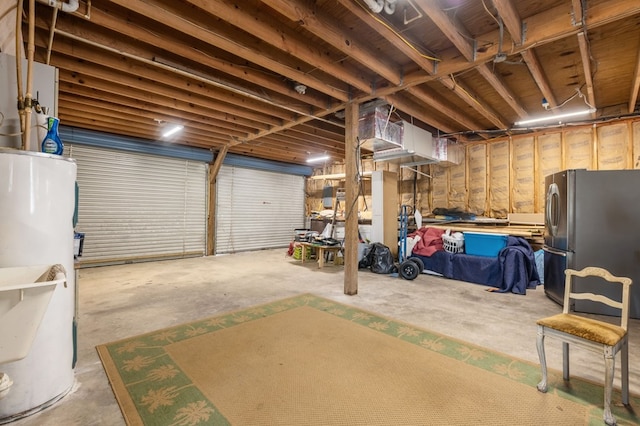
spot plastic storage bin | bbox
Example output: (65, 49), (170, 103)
(463, 232), (508, 257)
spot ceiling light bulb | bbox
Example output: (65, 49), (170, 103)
(162, 124), (184, 138)
(294, 83), (307, 95)
(514, 109), (595, 126)
(541, 98), (549, 110)
(307, 155), (329, 163)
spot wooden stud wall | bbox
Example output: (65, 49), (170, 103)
(306, 117), (640, 219)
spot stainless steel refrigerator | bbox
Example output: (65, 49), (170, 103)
(543, 169), (640, 319)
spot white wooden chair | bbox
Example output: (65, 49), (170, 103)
(536, 266), (632, 425)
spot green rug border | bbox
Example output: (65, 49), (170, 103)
(97, 293), (639, 425)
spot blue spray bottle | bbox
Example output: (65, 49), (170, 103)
(41, 116), (64, 155)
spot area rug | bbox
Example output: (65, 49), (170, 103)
(97, 294), (639, 425)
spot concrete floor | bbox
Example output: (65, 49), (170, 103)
(7, 248), (640, 425)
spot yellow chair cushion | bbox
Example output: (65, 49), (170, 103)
(537, 313), (626, 346)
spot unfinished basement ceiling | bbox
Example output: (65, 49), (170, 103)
(21, 0), (640, 165)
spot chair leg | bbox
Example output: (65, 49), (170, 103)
(603, 347), (616, 426)
(536, 325), (548, 392)
(622, 341), (629, 405)
(562, 341), (570, 381)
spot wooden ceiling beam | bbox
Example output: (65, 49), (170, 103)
(403, 1), (640, 89)
(492, 0), (523, 45)
(37, 0), (640, 165)
(335, 0), (436, 75)
(280, 130), (344, 148)
(244, 128), (344, 152)
(294, 125), (344, 144)
(63, 2), (333, 111)
(262, 0), (402, 87)
(51, 57), (285, 128)
(254, 135), (345, 156)
(413, 0), (517, 127)
(571, 0), (584, 26)
(57, 82), (266, 134)
(629, 35), (640, 113)
(59, 99), (248, 142)
(413, 0), (474, 62)
(41, 33), (301, 124)
(229, 145), (309, 165)
(576, 31), (597, 118)
(60, 116), (228, 149)
(520, 49), (558, 108)
(383, 94), (458, 135)
(479, 2), (529, 119)
(338, 0), (495, 134)
(476, 64), (528, 118)
(61, 110), (230, 146)
(106, 0), (351, 102)
(225, 134), (339, 160)
(62, 113), (327, 161)
(60, 119), (218, 149)
(439, 76), (509, 129)
(410, 86), (488, 132)
(183, 0), (374, 95)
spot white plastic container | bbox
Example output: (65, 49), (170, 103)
(0, 149), (77, 421)
(0, 264), (67, 365)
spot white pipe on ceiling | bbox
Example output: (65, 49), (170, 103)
(36, 0), (79, 13)
(384, 0), (397, 15)
(363, 0), (384, 14)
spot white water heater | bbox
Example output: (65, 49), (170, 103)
(0, 149), (77, 422)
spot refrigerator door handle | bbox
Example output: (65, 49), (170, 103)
(546, 183), (560, 236)
(542, 246), (568, 257)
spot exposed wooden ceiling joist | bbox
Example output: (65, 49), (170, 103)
(6, 0), (639, 166)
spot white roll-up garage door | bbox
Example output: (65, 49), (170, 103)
(216, 165), (305, 254)
(66, 144), (207, 265)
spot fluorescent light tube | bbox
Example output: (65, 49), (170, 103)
(514, 109), (596, 126)
(162, 124), (184, 138)
(306, 155), (330, 163)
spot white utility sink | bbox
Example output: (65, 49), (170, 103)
(0, 264), (66, 365)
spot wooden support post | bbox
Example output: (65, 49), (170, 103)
(207, 144), (229, 256)
(343, 102), (359, 295)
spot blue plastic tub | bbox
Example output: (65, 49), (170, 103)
(463, 232), (508, 257)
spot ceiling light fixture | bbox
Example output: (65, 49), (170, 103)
(306, 155), (330, 163)
(294, 83), (307, 95)
(514, 108), (596, 126)
(162, 124), (184, 138)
